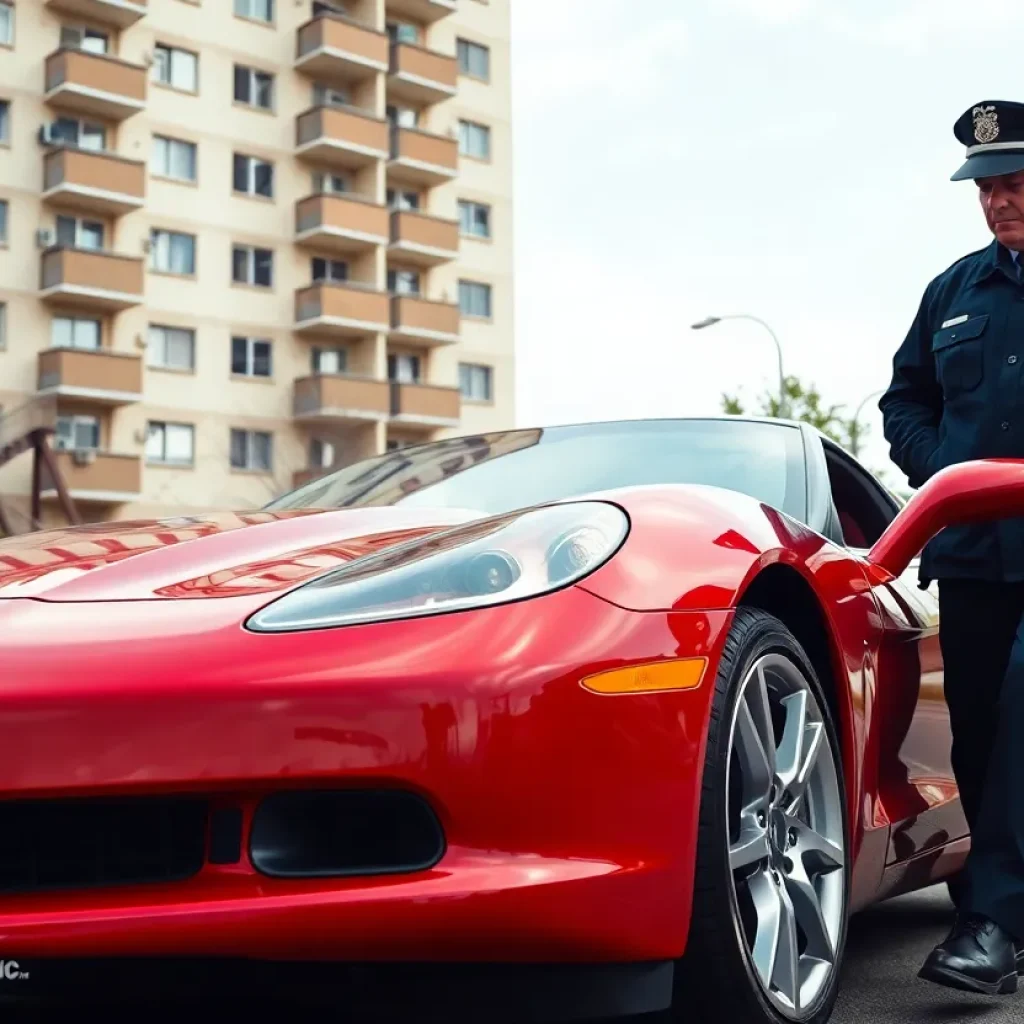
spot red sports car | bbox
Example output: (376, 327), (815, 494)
(0, 416), (1020, 1022)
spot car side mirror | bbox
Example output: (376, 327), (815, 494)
(866, 459), (1024, 580)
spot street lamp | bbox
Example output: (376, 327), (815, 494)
(849, 388), (885, 458)
(691, 314), (788, 417)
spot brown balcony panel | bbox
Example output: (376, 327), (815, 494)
(295, 194), (389, 254)
(389, 210), (458, 266)
(296, 106), (389, 170)
(385, 0), (456, 24)
(41, 451), (142, 503)
(388, 43), (458, 105)
(390, 295), (459, 346)
(40, 248), (145, 311)
(44, 49), (147, 121)
(295, 282), (390, 337)
(292, 467), (331, 489)
(38, 348), (143, 406)
(45, 0), (148, 27)
(293, 375), (391, 423)
(388, 126), (458, 186)
(390, 382), (460, 426)
(43, 148), (146, 216)
(296, 14), (388, 79)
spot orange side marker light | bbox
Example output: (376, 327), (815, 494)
(581, 657), (708, 696)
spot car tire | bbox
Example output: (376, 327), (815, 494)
(673, 606), (851, 1024)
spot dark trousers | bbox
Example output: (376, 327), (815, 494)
(939, 579), (1024, 941)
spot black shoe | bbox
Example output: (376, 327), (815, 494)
(919, 915), (1019, 995)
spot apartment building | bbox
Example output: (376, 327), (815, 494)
(0, 0), (514, 528)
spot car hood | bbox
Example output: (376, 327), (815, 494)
(0, 507), (483, 602)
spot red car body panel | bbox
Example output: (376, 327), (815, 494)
(4, 455), (1015, 1011)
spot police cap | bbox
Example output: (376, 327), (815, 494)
(952, 100), (1024, 181)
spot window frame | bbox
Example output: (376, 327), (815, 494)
(146, 420), (195, 466)
(147, 324), (196, 372)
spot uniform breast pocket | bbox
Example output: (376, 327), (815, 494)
(932, 314), (988, 397)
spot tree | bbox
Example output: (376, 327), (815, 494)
(722, 374), (868, 455)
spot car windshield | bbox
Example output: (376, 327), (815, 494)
(265, 419), (806, 520)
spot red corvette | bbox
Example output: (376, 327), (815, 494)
(1, 416), (1022, 1022)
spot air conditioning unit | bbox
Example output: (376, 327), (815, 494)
(36, 228), (55, 248)
(72, 449), (97, 466)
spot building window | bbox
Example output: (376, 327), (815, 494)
(50, 116), (105, 151)
(458, 119), (491, 160)
(150, 229), (196, 275)
(234, 0), (274, 23)
(0, 101), (9, 143)
(234, 64), (273, 110)
(59, 25), (108, 54)
(458, 200), (491, 239)
(230, 429), (272, 471)
(457, 38), (490, 80)
(387, 188), (420, 211)
(151, 135), (197, 182)
(0, 303), (5, 349)
(0, 3), (13, 46)
(387, 104), (419, 128)
(0, 199), (9, 245)
(55, 414), (100, 451)
(152, 44), (198, 92)
(459, 363), (493, 401)
(56, 214), (104, 251)
(388, 353), (420, 383)
(232, 153), (273, 197)
(51, 315), (101, 350)
(146, 421), (194, 465)
(459, 279), (492, 318)
(312, 257), (348, 283)
(147, 324), (195, 371)
(310, 438), (335, 468)
(232, 245), (273, 287)
(386, 21), (419, 44)
(387, 269), (420, 295)
(231, 336), (272, 377)
(314, 82), (350, 108)
(312, 346), (346, 374)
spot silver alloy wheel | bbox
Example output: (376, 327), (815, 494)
(725, 652), (846, 1020)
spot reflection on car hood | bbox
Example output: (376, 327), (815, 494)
(0, 507), (483, 602)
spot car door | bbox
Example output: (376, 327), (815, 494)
(821, 443), (966, 866)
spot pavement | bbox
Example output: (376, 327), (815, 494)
(5, 884), (1022, 1022)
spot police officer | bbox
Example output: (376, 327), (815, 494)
(880, 99), (1024, 995)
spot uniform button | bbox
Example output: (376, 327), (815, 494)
(1011, 355), (1019, 364)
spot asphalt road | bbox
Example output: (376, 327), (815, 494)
(6, 884), (1021, 1023)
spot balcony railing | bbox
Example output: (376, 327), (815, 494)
(37, 348), (143, 406)
(296, 13), (388, 79)
(40, 247), (145, 311)
(293, 374), (391, 423)
(296, 105), (389, 169)
(387, 42), (458, 105)
(387, 124), (458, 186)
(389, 294), (460, 345)
(294, 281), (390, 337)
(40, 450), (143, 503)
(390, 381), (460, 426)
(295, 193), (389, 253)
(388, 209), (458, 266)
(44, 48), (147, 120)
(42, 147), (146, 216)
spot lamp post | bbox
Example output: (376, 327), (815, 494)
(849, 389), (885, 458)
(691, 314), (788, 417)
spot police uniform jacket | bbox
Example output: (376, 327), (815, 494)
(880, 239), (1024, 583)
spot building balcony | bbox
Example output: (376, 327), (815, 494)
(45, 0), (147, 27)
(387, 125), (458, 186)
(41, 450), (143, 504)
(294, 281), (390, 338)
(295, 193), (389, 254)
(44, 48), (147, 121)
(37, 348), (143, 406)
(293, 374), (391, 424)
(390, 381), (460, 427)
(385, 0), (456, 24)
(390, 294), (459, 346)
(387, 42), (457, 106)
(388, 209), (458, 267)
(295, 13), (388, 80)
(296, 105), (389, 171)
(42, 147), (146, 217)
(40, 247), (145, 311)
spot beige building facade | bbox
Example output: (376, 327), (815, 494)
(0, 0), (514, 528)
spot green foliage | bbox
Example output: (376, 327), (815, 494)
(721, 375), (867, 454)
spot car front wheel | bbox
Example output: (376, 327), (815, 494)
(675, 607), (850, 1024)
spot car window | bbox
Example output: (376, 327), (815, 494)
(823, 443), (901, 548)
(267, 419), (808, 521)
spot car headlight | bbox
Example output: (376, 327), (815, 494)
(245, 501), (629, 632)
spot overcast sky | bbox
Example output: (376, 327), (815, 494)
(507, 0), (1024, 487)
